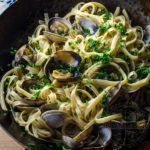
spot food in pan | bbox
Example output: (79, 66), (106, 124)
(1, 2), (150, 149)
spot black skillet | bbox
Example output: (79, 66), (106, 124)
(0, 0), (150, 149)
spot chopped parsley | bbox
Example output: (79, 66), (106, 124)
(69, 42), (73, 46)
(27, 143), (36, 147)
(101, 92), (112, 105)
(28, 63), (40, 68)
(95, 71), (107, 79)
(104, 11), (110, 20)
(75, 41), (79, 44)
(57, 31), (67, 37)
(99, 23), (111, 35)
(34, 45), (41, 52)
(33, 84), (42, 90)
(88, 39), (101, 48)
(10, 48), (17, 55)
(56, 142), (67, 149)
(4, 78), (9, 88)
(28, 73), (39, 80)
(90, 53), (112, 64)
(120, 44), (125, 48)
(118, 50), (130, 64)
(31, 91), (41, 99)
(83, 28), (91, 35)
(99, 111), (111, 118)
(116, 23), (128, 35)
(20, 64), (25, 71)
(66, 97), (70, 101)
(119, 39), (125, 42)
(84, 99), (89, 105)
(136, 67), (149, 79)
(137, 44), (143, 50)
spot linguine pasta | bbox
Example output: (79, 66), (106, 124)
(1, 2), (150, 149)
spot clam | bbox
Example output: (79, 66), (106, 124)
(78, 17), (98, 35)
(101, 83), (122, 108)
(41, 110), (68, 128)
(21, 79), (46, 106)
(144, 25), (150, 44)
(22, 79), (37, 89)
(15, 44), (37, 64)
(62, 118), (81, 137)
(23, 97), (46, 106)
(44, 17), (72, 43)
(63, 124), (93, 149)
(63, 136), (82, 150)
(44, 50), (81, 81)
(97, 126), (112, 147)
(83, 126), (112, 149)
(40, 103), (59, 113)
(63, 125), (112, 150)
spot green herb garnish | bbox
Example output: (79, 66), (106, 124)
(104, 11), (110, 20)
(88, 39), (101, 48)
(136, 67), (149, 79)
(10, 48), (17, 55)
(20, 64), (25, 71)
(27, 143), (36, 147)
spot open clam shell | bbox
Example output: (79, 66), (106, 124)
(101, 83), (122, 108)
(15, 44), (37, 64)
(44, 17), (73, 43)
(44, 50), (81, 81)
(78, 17), (98, 35)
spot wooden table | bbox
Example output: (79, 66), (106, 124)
(0, 126), (24, 150)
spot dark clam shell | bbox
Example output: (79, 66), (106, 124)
(44, 17), (73, 43)
(101, 83), (122, 108)
(144, 25), (150, 44)
(15, 44), (37, 64)
(48, 17), (72, 31)
(44, 50), (81, 81)
(23, 97), (46, 106)
(22, 79), (37, 89)
(41, 110), (68, 128)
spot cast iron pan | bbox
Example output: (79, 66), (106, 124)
(0, 0), (150, 149)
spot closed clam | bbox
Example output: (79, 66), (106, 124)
(41, 110), (68, 128)
(44, 17), (72, 43)
(44, 50), (81, 81)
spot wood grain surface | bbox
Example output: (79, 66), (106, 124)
(0, 126), (24, 150)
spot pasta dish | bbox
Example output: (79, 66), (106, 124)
(1, 2), (150, 149)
